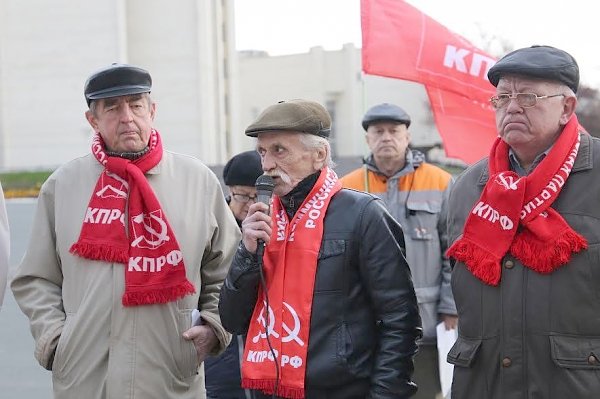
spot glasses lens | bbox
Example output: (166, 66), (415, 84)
(233, 194), (250, 203)
(491, 95), (508, 109)
(517, 93), (536, 107)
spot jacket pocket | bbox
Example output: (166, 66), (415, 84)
(405, 202), (439, 241)
(315, 240), (347, 292)
(318, 239), (346, 259)
(175, 309), (200, 379)
(550, 335), (600, 369)
(447, 336), (481, 367)
(52, 312), (77, 380)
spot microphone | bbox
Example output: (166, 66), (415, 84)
(254, 174), (280, 393)
(255, 174), (275, 209)
(255, 175), (275, 258)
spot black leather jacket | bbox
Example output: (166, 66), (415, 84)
(219, 186), (422, 399)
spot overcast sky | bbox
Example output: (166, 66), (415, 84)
(234, 0), (600, 89)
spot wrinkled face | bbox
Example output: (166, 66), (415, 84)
(228, 185), (257, 221)
(365, 121), (410, 162)
(256, 132), (321, 197)
(494, 76), (573, 157)
(85, 93), (156, 153)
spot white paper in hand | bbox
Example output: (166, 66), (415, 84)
(191, 309), (202, 326)
(437, 322), (458, 398)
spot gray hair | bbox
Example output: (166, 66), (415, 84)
(88, 93), (154, 117)
(298, 133), (335, 169)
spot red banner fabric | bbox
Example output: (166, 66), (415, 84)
(361, 0), (498, 164)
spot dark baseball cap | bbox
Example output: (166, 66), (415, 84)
(245, 99), (331, 138)
(223, 150), (263, 187)
(362, 103), (411, 130)
(84, 63), (152, 106)
(487, 45), (579, 93)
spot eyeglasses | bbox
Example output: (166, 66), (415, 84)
(231, 193), (257, 203)
(489, 93), (565, 109)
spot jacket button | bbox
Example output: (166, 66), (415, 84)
(588, 355), (598, 365)
(504, 260), (514, 269)
(502, 357), (512, 367)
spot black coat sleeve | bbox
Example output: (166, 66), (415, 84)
(359, 199), (422, 399)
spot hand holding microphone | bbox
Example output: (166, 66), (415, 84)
(241, 175), (275, 254)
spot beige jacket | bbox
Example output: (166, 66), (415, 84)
(0, 183), (8, 309)
(11, 151), (240, 399)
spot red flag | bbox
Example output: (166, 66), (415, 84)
(361, 0), (498, 164)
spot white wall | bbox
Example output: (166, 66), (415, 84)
(0, 0), (237, 170)
(0, 0), (124, 170)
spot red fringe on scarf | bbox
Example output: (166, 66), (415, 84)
(510, 229), (588, 273)
(122, 281), (196, 306)
(70, 242), (129, 264)
(446, 239), (502, 286)
(242, 379), (305, 399)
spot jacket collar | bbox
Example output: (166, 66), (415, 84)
(364, 149), (425, 178)
(477, 132), (593, 186)
(280, 171), (320, 220)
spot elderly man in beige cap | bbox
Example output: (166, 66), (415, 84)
(219, 99), (421, 398)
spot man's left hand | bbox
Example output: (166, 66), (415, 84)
(440, 314), (458, 330)
(182, 324), (219, 364)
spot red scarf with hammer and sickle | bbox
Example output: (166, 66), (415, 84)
(242, 167), (342, 399)
(447, 116), (587, 285)
(70, 130), (195, 305)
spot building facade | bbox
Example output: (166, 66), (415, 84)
(0, 2), (445, 171)
(0, 0), (238, 170)
(237, 44), (443, 161)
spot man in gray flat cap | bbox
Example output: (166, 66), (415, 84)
(341, 103), (457, 399)
(445, 45), (599, 399)
(11, 63), (240, 399)
(219, 99), (421, 398)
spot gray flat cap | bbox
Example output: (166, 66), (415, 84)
(362, 103), (411, 130)
(487, 45), (579, 93)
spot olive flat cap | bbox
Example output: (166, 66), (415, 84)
(245, 99), (331, 137)
(84, 63), (152, 106)
(223, 150), (263, 187)
(487, 45), (579, 93)
(362, 103), (411, 130)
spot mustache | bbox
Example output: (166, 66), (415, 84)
(264, 170), (292, 185)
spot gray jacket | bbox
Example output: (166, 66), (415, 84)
(447, 133), (600, 399)
(341, 150), (456, 343)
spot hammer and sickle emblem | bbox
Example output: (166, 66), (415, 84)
(251, 302), (304, 347)
(496, 172), (520, 191)
(252, 303), (279, 343)
(131, 211), (170, 249)
(281, 302), (304, 346)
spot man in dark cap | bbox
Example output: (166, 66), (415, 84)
(219, 99), (421, 398)
(11, 63), (240, 399)
(222, 150), (264, 225)
(445, 45), (599, 399)
(341, 102), (457, 399)
(204, 150), (262, 399)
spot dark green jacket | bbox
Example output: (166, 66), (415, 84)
(447, 133), (600, 399)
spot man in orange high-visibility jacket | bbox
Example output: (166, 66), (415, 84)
(341, 103), (457, 399)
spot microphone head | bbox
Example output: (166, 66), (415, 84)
(255, 175), (275, 206)
(255, 175), (275, 192)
